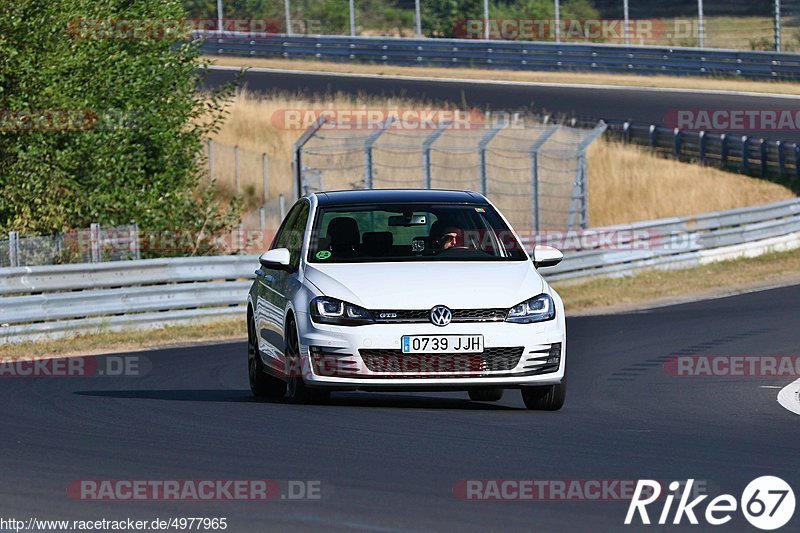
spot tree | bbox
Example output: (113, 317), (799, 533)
(0, 0), (238, 253)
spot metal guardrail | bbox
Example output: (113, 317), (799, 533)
(1, 199), (798, 343)
(562, 118), (800, 186)
(196, 32), (800, 81)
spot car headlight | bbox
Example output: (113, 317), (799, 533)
(310, 296), (375, 326)
(506, 294), (555, 324)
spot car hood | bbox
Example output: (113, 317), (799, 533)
(303, 261), (543, 310)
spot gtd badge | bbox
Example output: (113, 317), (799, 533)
(430, 306), (452, 327)
(625, 477), (795, 530)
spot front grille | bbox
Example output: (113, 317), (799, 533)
(359, 347), (524, 376)
(371, 308), (508, 323)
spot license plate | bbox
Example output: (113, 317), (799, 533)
(401, 335), (484, 354)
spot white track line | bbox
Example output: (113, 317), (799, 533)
(777, 378), (800, 416)
(205, 65), (800, 100)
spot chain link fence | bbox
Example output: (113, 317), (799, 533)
(295, 117), (606, 231)
(191, 0), (800, 52)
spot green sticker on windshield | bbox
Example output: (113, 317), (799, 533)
(316, 250), (332, 260)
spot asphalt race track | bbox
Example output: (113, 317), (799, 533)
(203, 66), (800, 143)
(1, 285), (799, 531)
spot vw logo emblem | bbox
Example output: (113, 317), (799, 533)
(430, 305), (452, 327)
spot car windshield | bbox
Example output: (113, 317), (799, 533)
(307, 202), (528, 263)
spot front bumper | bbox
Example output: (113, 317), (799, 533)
(295, 311), (566, 389)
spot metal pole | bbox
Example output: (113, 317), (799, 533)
(279, 194), (286, 220)
(775, 0), (782, 52)
(90, 223), (100, 263)
(478, 121), (505, 196)
(422, 123), (450, 189)
(414, 0), (422, 36)
(554, 0), (561, 43)
(529, 126), (560, 233)
(284, 0), (292, 35)
(349, 0), (356, 36)
(234, 145), (240, 194)
(216, 0), (223, 32)
(484, 0), (490, 40)
(364, 117), (396, 190)
(697, 0), (705, 48)
(207, 139), (214, 181)
(8, 231), (19, 268)
(260, 207), (267, 235)
(623, 0), (630, 46)
(262, 153), (269, 202)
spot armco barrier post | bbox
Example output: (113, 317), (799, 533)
(698, 131), (706, 163)
(673, 128), (682, 158)
(760, 139), (768, 177)
(742, 135), (750, 173)
(777, 141), (785, 175)
(795, 145), (800, 182)
(721, 134), (729, 167)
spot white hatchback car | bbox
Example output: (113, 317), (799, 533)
(247, 189), (567, 410)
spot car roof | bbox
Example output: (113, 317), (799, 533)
(313, 189), (488, 206)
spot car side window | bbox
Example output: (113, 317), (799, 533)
(286, 202), (310, 271)
(271, 203), (302, 251)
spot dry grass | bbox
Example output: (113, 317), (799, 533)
(587, 141), (794, 226)
(206, 91), (794, 229)
(204, 56), (800, 97)
(0, 319), (245, 360)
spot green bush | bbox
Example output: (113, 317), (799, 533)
(0, 0), (239, 254)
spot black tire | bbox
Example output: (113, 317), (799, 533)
(248, 314), (286, 399)
(284, 318), (331, 404)
(521, 378), (566, 411)
(468, 388), (504, 402)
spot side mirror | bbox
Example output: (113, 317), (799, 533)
(259, 248), (291, 270)
(533, 245), (563, 268)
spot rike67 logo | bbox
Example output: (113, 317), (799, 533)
(626, 477), (795, 530)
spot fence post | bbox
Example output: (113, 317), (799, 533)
(775, 0), (782, 52)
(292, 115), (328, 200)
(234, 145), (241, 194)
(208, 139), (215, 181)
(90, 223), (100, 263)
(697, 0), (705, 48)
(422, 122), (451, 189)
(698, 131), (706, 163)
(279, 194), (286, 220)
(529, 125), (560, 233)
(8, 231), (19, 268)
(363, 117), (396, 189)
(760, 139), (769, 177)
(130, 222), (140, 260)
(259, 207), (267, 236)
(673, 128), (682, 159)
(262, 153), (269, 202)
(741, 135), (749, 173)
(478, 121), (505, 196)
